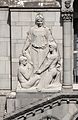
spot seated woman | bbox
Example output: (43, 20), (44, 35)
(17, 55), (40, 89)
(36, 41), (61, 89)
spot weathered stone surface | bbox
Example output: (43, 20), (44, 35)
(0, 61), (6, 74)
(0, 96), (6, 120)
(21, 26), (30, 39)
(10, 9), (62, 91)
(17, 13), (61, 92)
(0, 42), (8, 57)
(64, 58), (72, 71)
(11, 26), (22, 39)
(0, 25), (9, 38)
(18, 12), (32, 22)
(5, 92), (78, 120)
(64, 47), (72, 58)
(12, 62), (19, 76)
(11, 12), (19, 22)
(12, 43), (23, 58)
(64, 35), (72, 47)
(0, 8), (10, 90)
(7, 98), (16, 113)
(52, 26), (63, 40)
(63, 71), (72, 85)
(0, 11), (8, 21)
(0, 78), (10, 89)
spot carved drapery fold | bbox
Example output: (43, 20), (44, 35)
(17, 13), (61, 92)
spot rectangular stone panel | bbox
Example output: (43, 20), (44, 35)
(21, 26), (30, 39)
(0, 96), (6, 120)
(7, 99), (16, 113)
(31, 12), (56, 22)
(5, 61), (10, 74)
(52, 26), (62, 40)
(64, 58), (72, 71)
(0, 25), (9, 38)
(11, 10), (62, 90)
(0, 11), (9, 21)
(12, 62), (19, 76)
(18, 12), (32, 22)
(0, 78), (10, 89)
(11, 21), (32, 26)
(64, 35), (72, 47)
(15, 44), (24, 56)
(63, 71), (72, 85)
(12, 43), (23, 58)
(11, 26), (22, 40)
(0, 74), (10, 79)
(11, 12), (19, 22)
(64, 22), (72, 35)
(64, 47), (72, 59)
(0, 42), (8, 57)
(55, 12), (60, 22)
(0, 38), (10, 42)
(44, 21), (55, 28)
(12, 77), (18, 91)
(0, 61), (6, 74)
(0, 21), (8, 25)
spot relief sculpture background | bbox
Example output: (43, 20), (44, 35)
(17, 13), (61, 92)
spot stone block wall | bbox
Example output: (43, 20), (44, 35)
(11, 8), (62, 90)
(0, 7), (62, 90)
(0, 8), (10, 89)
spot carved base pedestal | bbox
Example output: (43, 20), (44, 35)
(17, 83), (62, 93)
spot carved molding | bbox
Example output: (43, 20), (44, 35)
(62, 11), (73, 21)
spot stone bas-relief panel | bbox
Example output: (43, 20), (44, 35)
(17, 13), (62, 92)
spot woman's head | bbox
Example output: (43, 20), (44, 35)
(19, 55), (27, 65)
(49, 41), (57, 52)
(35, 13), (44, 27)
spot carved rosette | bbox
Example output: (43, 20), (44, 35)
(62, 11), (73, 22)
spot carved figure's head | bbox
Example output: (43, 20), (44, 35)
(65, 0), (71, 9)
(19, 55), (28, 66)
(35, 13), (44, 27)
(49, 41), (57, 52)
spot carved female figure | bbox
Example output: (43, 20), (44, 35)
(18, 13), (61, 90)
(22, 13), (54, 73)
(17, 55), (40, 89)
(36, 41), (61, 90)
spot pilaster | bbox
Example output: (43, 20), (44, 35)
(62, 0), (73, 88)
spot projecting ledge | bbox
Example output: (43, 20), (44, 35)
(16, 83), (62, 93)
